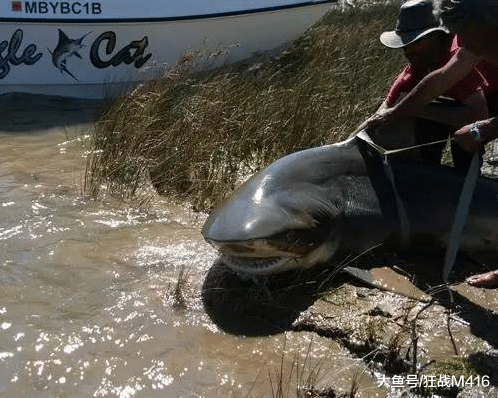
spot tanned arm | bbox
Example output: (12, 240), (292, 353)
(371, 48), (482, 126)
(418, 89), (489, 127)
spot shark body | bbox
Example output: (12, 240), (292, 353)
(202, 135), (498, 275)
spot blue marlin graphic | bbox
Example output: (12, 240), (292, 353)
(48, 29), (91, 81)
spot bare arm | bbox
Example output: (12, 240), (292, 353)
(350, 48), (484, 137)
(418, 89), (489, 127)
(388, 48), (482, 121)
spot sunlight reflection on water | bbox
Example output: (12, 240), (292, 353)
(5, 95), (492, 398)
(2, 121), (332, 398)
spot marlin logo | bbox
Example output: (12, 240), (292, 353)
(48, 29), (91, 81)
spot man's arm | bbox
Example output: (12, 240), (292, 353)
(370, 48), (482, 127)
(418, 89), (489, 127)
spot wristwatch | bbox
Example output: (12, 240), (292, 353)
(469, 124), (482, 142)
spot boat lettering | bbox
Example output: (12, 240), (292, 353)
(0, 29), (42, 79)
(23, 2), (102, 15)
(90, 32), (152, 69)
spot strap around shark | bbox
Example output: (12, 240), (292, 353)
(356, 131), (411, 248)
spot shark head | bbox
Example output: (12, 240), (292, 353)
(202, 186), (344, 274)
(202, 138), (378, 275)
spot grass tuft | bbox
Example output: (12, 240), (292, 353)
(85, 4), (404, 211)
(267, 338), (359, 398)
(172, 265), (189, 312)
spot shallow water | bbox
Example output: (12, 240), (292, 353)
(1, 94), (497, 398)
(0, 95), (377, 398)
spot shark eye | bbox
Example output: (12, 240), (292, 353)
(286, 231), (295, 239)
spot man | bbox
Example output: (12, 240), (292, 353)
(437, 0), (498, 152)
(362, 0), (498, 287)
(439, 0), (498, 287)
(356, 0), (488, 169)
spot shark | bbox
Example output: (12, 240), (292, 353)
(201, 133), (498, 276)
(48, 29), (91, 81)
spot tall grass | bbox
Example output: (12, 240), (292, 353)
(85, 4), (405, 211)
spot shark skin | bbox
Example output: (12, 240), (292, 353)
(48, 29), (91, 81)
(201, 135), (498, 275)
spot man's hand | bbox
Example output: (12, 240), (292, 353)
(349, 107), (399, 138)
(454, 118), (498, 152)
(453, 123), (481, 153)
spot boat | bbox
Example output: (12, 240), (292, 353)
(0, 0), (336, 99)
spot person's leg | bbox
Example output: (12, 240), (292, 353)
(465, 92), (498, 288)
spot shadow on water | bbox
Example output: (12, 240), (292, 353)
(202, 258), (351, 336)
(202, 245), (498, 351)
(0, 93), (105, 132)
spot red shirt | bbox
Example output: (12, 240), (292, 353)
(385, 35), (487, 107)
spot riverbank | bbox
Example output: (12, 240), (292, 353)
(85, 3), (404, 211)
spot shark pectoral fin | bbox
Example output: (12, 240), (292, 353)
(342, 266), (376, 285)
(342, 266), (431, 302)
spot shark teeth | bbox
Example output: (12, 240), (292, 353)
(222, 255), (288, 272)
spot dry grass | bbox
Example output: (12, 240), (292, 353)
(85, 4), (405, 211)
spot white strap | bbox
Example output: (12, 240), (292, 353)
(382, 155), (411, 247)
(442, 152), (480, 283)
(356, 131), (480, 286)
(357, 132), (411, 246)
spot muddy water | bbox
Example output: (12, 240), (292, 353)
(1, 94), (497, 398)
(0, 95), (377, 398)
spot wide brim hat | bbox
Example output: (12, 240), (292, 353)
(380, 0), (449, 49)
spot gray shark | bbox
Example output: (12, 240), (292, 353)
(49, 29), (91, 81)
(202, 134), (498, 275)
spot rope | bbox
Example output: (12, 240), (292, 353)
(356, 130), (451, 156)
(356, 131), (480, 297)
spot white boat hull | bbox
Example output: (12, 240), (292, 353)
(0, 1), (334, 98)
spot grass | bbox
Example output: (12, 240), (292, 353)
(84, 3), (405, 211)
(171, 265), (189, 312)
(266, 338), (359, 398)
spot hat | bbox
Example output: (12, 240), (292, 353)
(380, 0), (449, 49)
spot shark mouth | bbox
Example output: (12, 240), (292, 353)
(221, 254), (295, 274)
